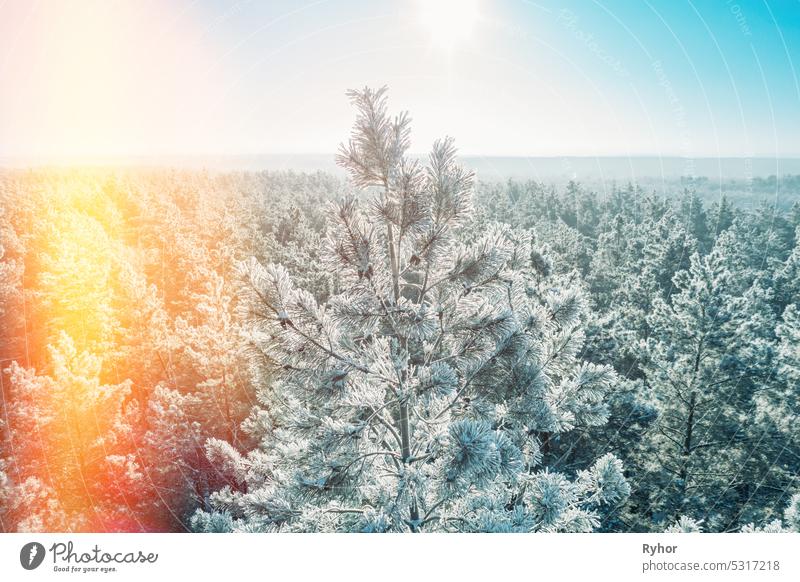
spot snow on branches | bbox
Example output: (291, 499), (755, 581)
(193, 87), (627, 532)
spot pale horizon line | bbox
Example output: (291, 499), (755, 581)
(3, 152), (800, 161)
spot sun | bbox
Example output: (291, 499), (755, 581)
(417, 0), (480, 52)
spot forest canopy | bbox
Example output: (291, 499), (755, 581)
(1, 88), (798, 533)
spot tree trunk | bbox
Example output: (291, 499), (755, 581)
(387, 223), (401, 302)
(678, 390), (697, 515)
(386, 222), (419, 528)
(399, 398), (419, 528)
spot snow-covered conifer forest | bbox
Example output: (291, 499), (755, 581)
(1, 88), (799, 533)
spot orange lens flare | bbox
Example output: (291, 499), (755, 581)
(2, 170), (235, 532)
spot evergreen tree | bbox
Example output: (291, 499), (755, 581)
(192, 87), (628, 532)
(774, 226), (800, 312)
(670, 493), (800, 532)
(710, 194), (735, 237)
(776, 303), (800, 387)
(635, 242), (782, 530)
(1, 332), (141, 531)
(679, 190), (712, 254)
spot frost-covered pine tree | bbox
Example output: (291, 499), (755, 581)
(753, 302), (800, 492)
(638, 237), (785, 530)
(668, 493), (800, 533)
(775, 226), (800, 312)
(592, 208), (695, 360)
(192, 87), (628, 532)
(740, 494), (800, 532)
(1, 332), (141, 532)
(777, 303), (800, 388)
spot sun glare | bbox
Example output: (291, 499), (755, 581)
(417, 0), (480, 52)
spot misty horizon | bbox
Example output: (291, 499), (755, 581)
(4, 153), (800, 182)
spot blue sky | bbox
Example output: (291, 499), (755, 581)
(1, 0), (799, 157)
